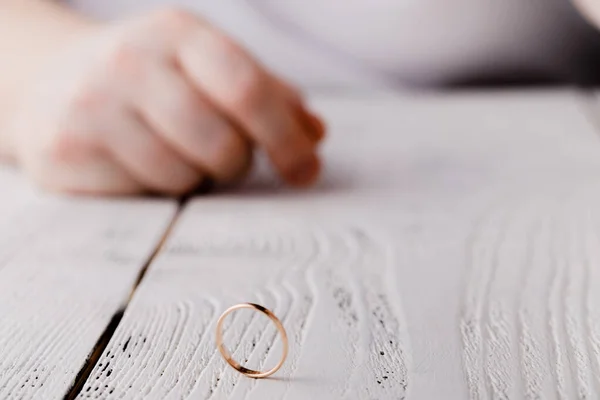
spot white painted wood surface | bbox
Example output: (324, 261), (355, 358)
(0, 168), (176, 399)
(77, 91), (600, 399)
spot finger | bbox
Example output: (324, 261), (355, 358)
(102, 109), (204, 195)
(25, 100), (145, 196)
(132, 61), (252, 184)
(125, 6), (323, 145)
(177, 27), (321, 186)
(274, 78), (326, 142)
(294, 104), (326, 143)
(30, 156), (144, 196)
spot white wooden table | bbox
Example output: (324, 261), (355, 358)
(2, 90), (600, 400)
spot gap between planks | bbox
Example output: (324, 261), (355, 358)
(63, 200), (187, 400)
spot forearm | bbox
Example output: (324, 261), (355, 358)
(0, 0), (95, 159)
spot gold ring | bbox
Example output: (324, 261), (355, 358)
(215, 303), (288, 379)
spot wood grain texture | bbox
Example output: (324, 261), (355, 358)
(0, 167), (176, 399)
(78, 91), (600, 399)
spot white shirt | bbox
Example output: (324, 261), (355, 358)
(67, 0), (600, 89)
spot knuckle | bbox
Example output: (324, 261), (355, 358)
(150, 7), (197, 31)
(139, 146), (200, 193)
(70, 89), (106, 112)
(227, 65), (268, 112)
(211, 32), (237, 54)
(106, 42), (145, 79)
(164, 91), (211, 136)
(170, 89), (203, 121)
(137, 140), (169, 167)
(46, 129), (95, 164)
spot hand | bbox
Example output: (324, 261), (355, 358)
(9, 8), (325, 195)
(571, 0), (600, 30)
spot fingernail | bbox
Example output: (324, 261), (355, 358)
(306, 112), (326, 141)
(288, 155), (320, 186)
(297, 106), (326, 142)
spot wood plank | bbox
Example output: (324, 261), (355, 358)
(0, 167), (177, 399)
(79, 90), (600, 399)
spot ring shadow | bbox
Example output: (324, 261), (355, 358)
(262, 374), (329, 384)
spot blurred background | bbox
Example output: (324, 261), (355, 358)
(68, 0), (600, 89)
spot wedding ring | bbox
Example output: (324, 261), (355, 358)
(215, 303), (288, 379)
